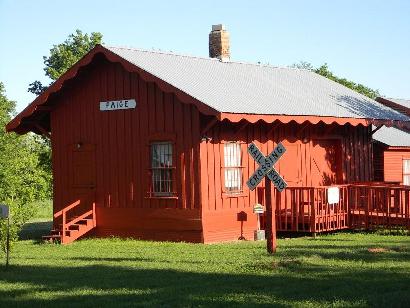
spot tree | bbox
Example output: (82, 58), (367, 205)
(290, 61), (380, 99)
(0, 82), (51, 256)
(28, 29), (103, 95)
(289, 61), (315, 71)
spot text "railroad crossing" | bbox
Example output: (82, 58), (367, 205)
(246, 142), (287, 192)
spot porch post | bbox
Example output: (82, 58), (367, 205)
(265, 178), (276, 254)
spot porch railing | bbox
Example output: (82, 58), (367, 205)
(271, 183), (410, 234)
(348, 183), (410, 230)
(273, 186), (349, 234)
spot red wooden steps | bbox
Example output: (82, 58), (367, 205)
(43, 218), (95, 244)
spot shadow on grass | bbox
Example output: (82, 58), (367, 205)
(0, 264), (409, 307)
(280, 243), (410, 263)
(19, 221), (52, 241)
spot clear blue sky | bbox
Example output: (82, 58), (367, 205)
(1, 0), (409, 112)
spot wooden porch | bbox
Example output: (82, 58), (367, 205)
(269, 183), (410, 234)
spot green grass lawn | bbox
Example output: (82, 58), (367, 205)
(0, 203), (409, 307)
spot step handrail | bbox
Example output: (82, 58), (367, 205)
(53, 199), (81, 219)
(54, 198), (96, 244)
(65, 209), (94, 229)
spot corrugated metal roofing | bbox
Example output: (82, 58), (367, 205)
(383, 97), (410, 109)
(373, 126), (410, 146)
(106, 46), (409, 121)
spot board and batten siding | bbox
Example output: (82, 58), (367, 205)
(50, 59), (202, 242)
(199, 121), (373, 243)
(384, 150), (410, 183)
(49, 56), (375, 243)
(373, 142), (386, 181)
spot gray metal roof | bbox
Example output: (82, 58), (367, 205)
(373, 126), (410, 147)
(106, 46), (409, 121)
(383, 97), (410, 109)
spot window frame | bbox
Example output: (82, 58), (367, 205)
(147, 135), (177, 198)
(403, 158), (410, 186)
(221, 141), (245, 195)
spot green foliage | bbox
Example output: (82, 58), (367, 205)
(289, 61), (315, 71)
(28, 29), (103, 95)
(44, 29), (103, 81)
(315, 63), (380, 99)
(291, 61), (380, 99)
(27, 80), (48, 96)
(0, 82), (51, 254)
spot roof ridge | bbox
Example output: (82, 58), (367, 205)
(104, 45), (219, 62)
(104, 44), (309, 72)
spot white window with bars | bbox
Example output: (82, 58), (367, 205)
(403, 159), (410, 186)
(151, 142), (174, 196)
(224, 142), (243, 193)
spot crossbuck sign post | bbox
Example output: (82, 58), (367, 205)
(246, 142), (287, 254)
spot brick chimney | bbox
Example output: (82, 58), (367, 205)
(209, 24), (230, 61)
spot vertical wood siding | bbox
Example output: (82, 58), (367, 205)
(373, 142), (387, 181)
(50, 59), (202, 242)
(200, 120), (373, 243)
(384, 150), (410, 183)
(49, 57), (375, 243)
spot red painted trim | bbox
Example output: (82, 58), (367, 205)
(7, 44), (410, 134)
(376, 97), (410, 117)
(386, 146), (410, 151)
(219, 112), (409, 129)
(7, 45), (218, 134)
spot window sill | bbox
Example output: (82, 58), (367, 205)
(222, 192), (248, 199)
(145, 196), (179, 200)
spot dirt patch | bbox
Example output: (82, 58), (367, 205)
(276, 258), (303, 268)
(368, 247), (389, 253)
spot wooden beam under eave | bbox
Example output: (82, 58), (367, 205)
(371, 125), (383, 135)
(201, 117), (218, 136)
(233, 121), (249, 139)
(296, 122), (310, 138)
(34, 124), (51, 139)
(35, 105), (54, 112)
(267, 121), (281, 137)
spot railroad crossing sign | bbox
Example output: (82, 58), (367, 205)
(246, 142), (287, 192)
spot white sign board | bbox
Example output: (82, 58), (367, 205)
(246, 142), (287, 192)
(327, 187), (340, 204)
(253, 204), (265, 214)
(0, 205), (9, 218)
(100, 99), (137, 111)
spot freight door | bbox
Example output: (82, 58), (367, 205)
(277, 142), (303, 186)
(311, 139), (342, 186)
(69, 143), (96, 216)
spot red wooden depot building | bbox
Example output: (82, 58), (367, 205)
(373, 98), (410, 184)
(7, 25), (410, 244)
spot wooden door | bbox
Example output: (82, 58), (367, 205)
(311, 139), (342, 186)
(277, 142), (303, 186)
(69, 143), (96, 216)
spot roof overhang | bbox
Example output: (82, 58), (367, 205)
(219, 112), (410, 129)
(6, 44), (219, 135)
(7, 44), (410, 135)
(376, 97), (410, 117)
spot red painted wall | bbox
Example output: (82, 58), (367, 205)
(50, 58), (202, 242)
(199, 121), (373, 243)
(383, 149), (410, 184)
(373, 142), (386, 181)
(49, 56), (374, 243)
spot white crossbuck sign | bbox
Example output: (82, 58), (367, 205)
(246, 142), (287, 192)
